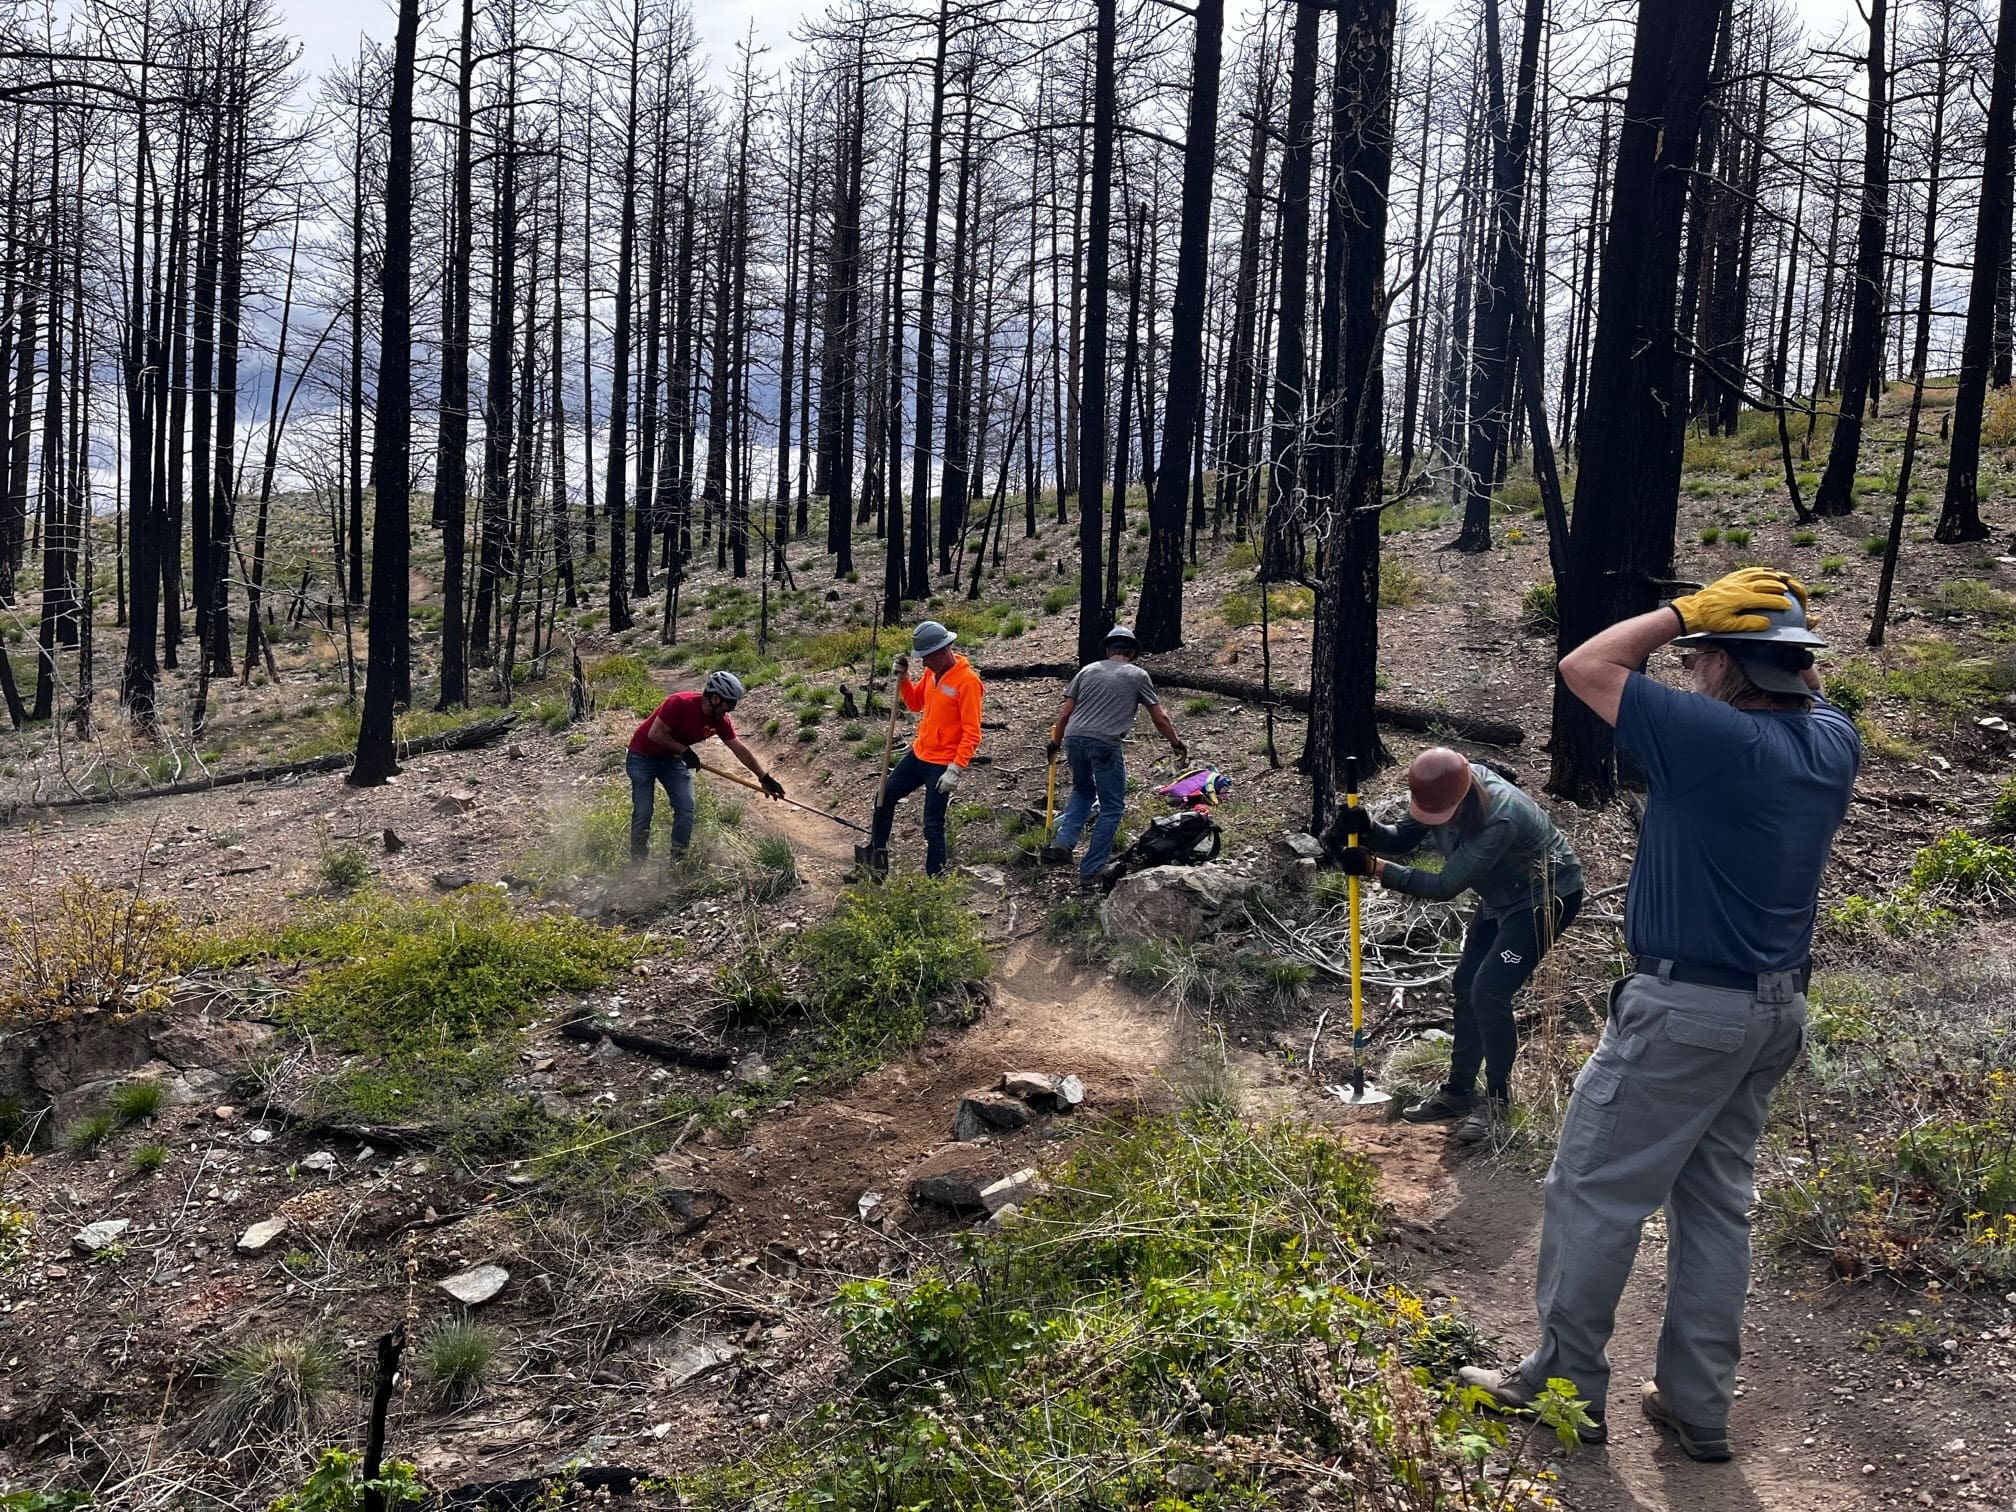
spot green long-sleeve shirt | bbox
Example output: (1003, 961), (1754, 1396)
(1328, 763), (1583, 919)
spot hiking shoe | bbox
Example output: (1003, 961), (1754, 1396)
(1457, 1367), (1607, 1445)
(1454, 1095), (1510, 1144)
(1401, 1088), (1476, 1124)
(1640, 1382), (1731, 1462)
(1039, 845), (1074, 866)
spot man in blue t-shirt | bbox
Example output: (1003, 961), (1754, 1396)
(1461, 568), (1859, 1464)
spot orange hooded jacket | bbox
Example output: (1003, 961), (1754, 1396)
(903, 653), (985, 768)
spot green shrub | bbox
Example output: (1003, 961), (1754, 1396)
(1379, 561), (1427, 608)
(1221, 584), (1315, 628)
(1041, 585), (1072, 616)
(1927, 579), (2016, 621)
(797, 877), (989, 1065)
(109, 1079), (165, 1124)
(1520, 580), (1559, 632)
(421, 1319), (498, 1405)
(270, 1449), (427, 1512)
(1992, 775), (2016, 833)
(584, 652), (662, 717)
(1908, 831), (2016, 905)
(316, 846), (370, 893)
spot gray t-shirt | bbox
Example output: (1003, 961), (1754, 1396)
(1062, 658), (1160, 744)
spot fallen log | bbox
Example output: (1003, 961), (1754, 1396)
(559, 1016), (737, 1072)
(2, 714), (520, 819)
(427, 1468), (646, 1511)
(980, 662), (1524, 747)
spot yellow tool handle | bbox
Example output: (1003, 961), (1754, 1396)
(1346, 789), (1363, 1033)
(696, 758), (765, 794)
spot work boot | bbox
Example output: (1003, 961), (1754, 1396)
(1400, 1087), (1476, 1124)
(1456, 1367), (1608, 1446)
(1039, 845), (1074, 867)
(1640, 1383), (1731, 1462)
(1453, 1095), (1510, 1144)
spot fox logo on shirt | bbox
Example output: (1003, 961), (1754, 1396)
(1500, 949), (1523, 965)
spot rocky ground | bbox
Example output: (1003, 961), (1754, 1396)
(3, 414), (2016, 1508)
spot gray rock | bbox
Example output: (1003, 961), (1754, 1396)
(907, 1151), (1006, 1213)
(735, 1053), (773, 1086)
(1055, 1074), (1085, 1109)
(237, 1217), (289, 1254)
(661, 1334), (740, 1388)
(953, 1091), (1031, 1142)
(433, 790), (478, 816)
(437, 1264), (510, 1306)
(856, 1191), (885, 1223)
(589, 1037), (624, 1063)
(978, 1168), (1038, 1215)
(431, 871), (475, 892)
(72, 1219), (130, 1253)
(246, 1127), (275, 1145)
(1000, 1071), (1060, 1103)
(979, 1202), (1022, 1233)
(1099, 863), (1266, 943)
(960, 864), (1008, 889)
(299, 1151), (338, 1174)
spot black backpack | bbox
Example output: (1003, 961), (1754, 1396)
(1099, 809), (1222, 887)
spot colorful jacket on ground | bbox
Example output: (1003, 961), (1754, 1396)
(903, 653), (985, 768)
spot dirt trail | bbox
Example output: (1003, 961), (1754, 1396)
(1337, 1121), (2007, 1512)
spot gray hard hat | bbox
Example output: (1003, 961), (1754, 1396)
(1104, 624), (1138, 647)
(912, 620), (957, 656)
(1676, 597), (1825, 697)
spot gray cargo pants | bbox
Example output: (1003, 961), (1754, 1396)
(1516, 966), (1806, 1431)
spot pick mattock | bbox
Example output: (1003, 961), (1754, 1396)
(694, 759), (872, 835)
(1327, 755), (1390, 1111)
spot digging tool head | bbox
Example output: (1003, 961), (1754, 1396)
(1324, 1080), (1393, 1115)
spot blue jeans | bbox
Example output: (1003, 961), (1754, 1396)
(1053, 736), (1127, 876)
(871, 749), (951, 875)
(627, 752), (695, 858)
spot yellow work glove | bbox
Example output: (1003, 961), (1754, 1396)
(1671, 567), (1803, 635)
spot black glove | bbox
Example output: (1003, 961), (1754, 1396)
(1046, 738), (1062, 761)
(1171, 740), (1188, 763)
(1333, 806), (1372, 837)
(681, 748), (702, 771)
(760, 772), (785, 799)
(1337, 847), (1377, 878)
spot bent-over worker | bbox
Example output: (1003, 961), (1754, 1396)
(626, 670), (784, 861)
(1324, 747), (1584, 1141)
(1460, 567), (1858, 1463)
(867, 620), (984, 878)
(1042, 625), (1186, 879)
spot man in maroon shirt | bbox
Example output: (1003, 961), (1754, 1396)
(627, 670), (783, 860)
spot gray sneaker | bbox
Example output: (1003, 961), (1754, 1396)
(1401, 1088), (1477, 1124)
(1454, 1095), (1509, 1143)
(1457, 1367), (1608, 1445)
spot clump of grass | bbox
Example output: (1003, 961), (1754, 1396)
(60, 1110), (119, 1155)
(1378, 561), (1427, 609)
(130, 1141), (170, 1174)
(1699, 525), (1722, 545)
(666, 1106), (1589, 1507)
(198, 892), (639, 1133)
(1724, 526), (1753, 547)
(798, 876), (989, 1066)
(1926, 579), (2016, 621)
(110, 1079), (166, 1124)
(1819, 554), (1847, 575)
(1992, 775), (2016, 833)
(1041, 584), (1072, 615)
(207, 1334), (343, 1450)
(1792, 529), (1817, 546)
(422, 1318), (498, 1405)
(749, 835), (798, 903)
(1181, 696), (1213, 716)
(1, 875), (189, 1026)
(1863, 535), (1888, 557)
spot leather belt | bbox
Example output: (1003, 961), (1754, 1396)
(1633, 954), (1811, 996)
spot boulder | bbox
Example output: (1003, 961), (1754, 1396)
(1055, 1074), (1085, 1110)
(1100, 863), (1267, 944)
(1000, 1071), (1060, 1103)
(953, 1091), (1031, 1143)
(72, 1219), (130, 1254)
(147, 1015), (276, 1074)
(433, 790), (479, 816)
(438, 1264), (510, 1306)
(237, 1217), (289, 1255)
(431, 871), (476, 892)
